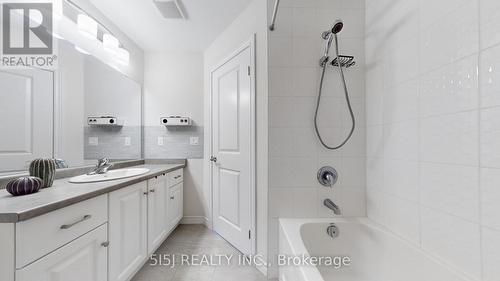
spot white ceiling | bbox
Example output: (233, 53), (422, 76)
(90, 0), (254, 52)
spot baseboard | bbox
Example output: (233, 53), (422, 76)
(180, 216), (207, 224)
(267, 265), (278, 279)
(202, 216), (210, 228)
(256, 262), (268, 277)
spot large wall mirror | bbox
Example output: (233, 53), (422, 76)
(0, 38), (142, 173)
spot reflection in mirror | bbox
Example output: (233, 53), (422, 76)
(0, 39), (142, 173)
(0, 68), (54, 172)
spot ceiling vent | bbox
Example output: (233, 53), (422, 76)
(153, 0), (187, 19)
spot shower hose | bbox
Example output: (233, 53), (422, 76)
(314, 34), (356, 150)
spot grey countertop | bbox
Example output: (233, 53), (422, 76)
(0, 163), (185, 223)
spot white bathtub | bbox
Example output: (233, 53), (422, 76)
(279, 218), (472, 281)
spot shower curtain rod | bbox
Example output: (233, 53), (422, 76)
(269, 0), (280, 31)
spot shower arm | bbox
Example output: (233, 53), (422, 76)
(269, 0), (280, 31)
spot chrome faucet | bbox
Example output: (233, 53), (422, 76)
(88, 158), (113, 175)
(53, 158), (68, 169)
(324, 199), (341, 215)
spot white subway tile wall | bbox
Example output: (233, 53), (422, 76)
(268, 0), (366, 277)
(366, 0), (500, 280)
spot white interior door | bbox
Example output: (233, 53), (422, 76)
(211, 44), (254, 255)
(0, 68), (53, 172)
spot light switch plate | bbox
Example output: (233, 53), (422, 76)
(157, 136), (164, 146)
(189, 137), (199, 145)
(89, 137), (98, 146)
(124, 137), (131, 146)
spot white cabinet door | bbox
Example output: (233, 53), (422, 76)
(109, 182), (148, 281)
(16, 224), (107, 281)
(168, 182), (183, 231)
(147, 175), (168, 254)
(0, 68), (54, 172)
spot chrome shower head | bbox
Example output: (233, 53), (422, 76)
(331, 20), (343, 34)
(320, 19), (345, 66)
(322, 19), (344, 40)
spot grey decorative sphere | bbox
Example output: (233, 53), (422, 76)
(29, 159), (56, 188)
(6, 177), (43, 196)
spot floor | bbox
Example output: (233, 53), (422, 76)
(132, 224), (268, 281)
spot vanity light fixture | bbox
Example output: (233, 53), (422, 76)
(117, 47), (130, 66)
(77, 14), (98, 40)
(75, 46), (90, 55)
(52, 32), (64, 40)
(103, 33), (120, 54)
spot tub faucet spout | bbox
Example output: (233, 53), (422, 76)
(324, 199), (341, 215)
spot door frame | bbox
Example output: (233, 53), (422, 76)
(208, 35), (256, 255)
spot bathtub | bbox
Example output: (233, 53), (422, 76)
(279, 218), (472, 281)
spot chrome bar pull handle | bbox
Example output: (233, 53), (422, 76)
(60, 215), (91, 229)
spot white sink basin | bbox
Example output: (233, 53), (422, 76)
(69, 168), (150, 183)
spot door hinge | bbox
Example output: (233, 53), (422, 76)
(247, 66), (251, 76)
(248, 230), (251, 239)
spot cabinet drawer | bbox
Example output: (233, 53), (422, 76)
(16, 224), (108, 281)
(16, 195), (108, 269)
(167, 168), (183, 187)
(147, 173), (167, 189)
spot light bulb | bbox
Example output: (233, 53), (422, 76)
(116, 47), (130, 66)
(77, 14), (97, 40)
(75, 45), (89, 55)
(103, 33), (119, 54)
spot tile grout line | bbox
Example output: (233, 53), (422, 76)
(477, 0), (485, 279)
(416, 0), (423, 248)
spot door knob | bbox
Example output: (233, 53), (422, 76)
(210, 156), (217, 163)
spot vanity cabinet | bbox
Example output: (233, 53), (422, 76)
(1, 166), (184, 281)
(16, 224), (108, 281)
(108, 182), (148, 281)
(147, 174), (168, 254)
(168, 182), (183, 230)
(108, 169), (184, 281)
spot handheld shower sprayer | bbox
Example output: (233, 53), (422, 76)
(314, 19), (356, 150)
(322, 20), (344, 39)
(320, 20), (344, 66)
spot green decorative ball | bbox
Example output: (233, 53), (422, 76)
(29, 159), (56, 188)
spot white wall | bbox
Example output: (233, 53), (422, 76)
(144, 52), (204, 127)
(365, 0), (500, 280)
(203, 0), (268, 271)
(267, 0), (366, 277)
(144, 52), (206, 221)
